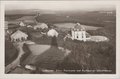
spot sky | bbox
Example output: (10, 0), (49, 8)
(5, 1), (115, 11)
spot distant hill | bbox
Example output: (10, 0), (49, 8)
(5, 9), (56, 15)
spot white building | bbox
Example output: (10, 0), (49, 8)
(71, 23), (90, 42)
(34, 23), (48, 30)
(27, 25), (33, 28)
(19, 21), (26, 27)
(47, 29), (58, 37)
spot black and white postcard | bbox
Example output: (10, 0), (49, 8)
(0, 0), (120, 79)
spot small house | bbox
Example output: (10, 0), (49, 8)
(10, 30), (28, 42)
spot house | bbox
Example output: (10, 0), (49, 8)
(27, 25), (33, 28)
(19, 21), (26, 27)
(47, 29), (58, 37)
(34, 23), (48, 30)
(71, 23), (90, 42)
(10, 30), (28, 42)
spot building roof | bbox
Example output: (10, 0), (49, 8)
(34, 23), (48, 29)
(19, 21), (26, 26)
(74, 23), (85, 30)
(11, 30), (28, 39)
(47, 29), (58, 37)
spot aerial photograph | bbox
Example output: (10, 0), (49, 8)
(5, 1), (116, 74)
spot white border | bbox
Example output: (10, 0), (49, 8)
(0, 1), (120, 79)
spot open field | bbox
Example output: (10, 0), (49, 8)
(5, 10), (116, 74)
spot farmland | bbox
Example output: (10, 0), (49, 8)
(5, 9), (116, 74)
